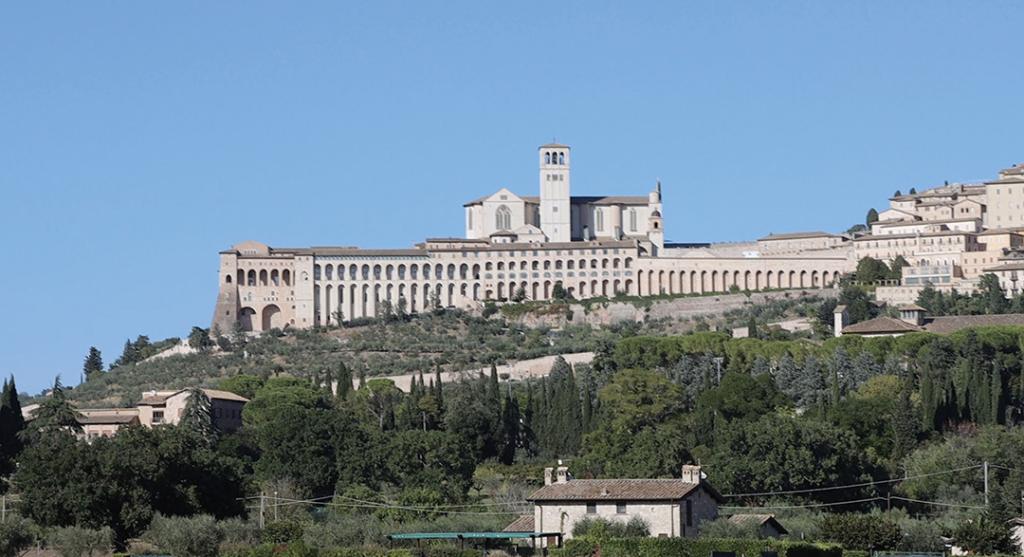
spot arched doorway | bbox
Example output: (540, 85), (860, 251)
(261, 304), (282, 331)
(239, 307), (256, 332)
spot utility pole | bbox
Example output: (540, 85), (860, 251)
(984, 461), (990, 507)
(258, 493), (265, 529)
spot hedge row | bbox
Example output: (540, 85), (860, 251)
(220, 542), (478, 557)
(551, 537), (844, 557)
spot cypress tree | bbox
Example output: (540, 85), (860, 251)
(434, 365), (444, 413)
(581, 376), (593, 433)
(990, 362), (1003, 424)
(181, 388), (217, 444)
(83, 346), (104, 380)
(357, 365), (367, 390)
(522, 381), (537, 457)
(488, 363), (501, 409)
(0, 377), (26, 481)
(336, 361), (352, 400)
(499, 391), (520, 465)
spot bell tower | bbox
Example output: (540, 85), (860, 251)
(539, 143), (571, 243)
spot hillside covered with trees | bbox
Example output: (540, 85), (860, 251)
(7, 317), (1024, 554)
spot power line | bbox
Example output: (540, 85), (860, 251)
(722, 497), (884, 510)
(889, 496), (986, 510)
(723, 465), (983, 498)
(267, 494), (526, 516)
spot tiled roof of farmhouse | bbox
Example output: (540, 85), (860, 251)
(842, 317), (923, 335)
(727, 514), (788, 534)
(528, 479), (718, 502)
(138, 389), (249, 405)
(924, 314), (1024, 334)
(77, 413), (139, 425)
(503, 515), (535, 532)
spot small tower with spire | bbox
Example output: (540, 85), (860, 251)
(648, 180), (664, 254)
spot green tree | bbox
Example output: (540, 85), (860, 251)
(188, 327), (214, 352)
(551, 282), (569, 300)
(819, 514), (901, 551)
(0, 377), (26, 484)
(216, 374), (264, 400)
(83, 347), (103, 380)
(866, 208), (879, 225)
(953, 514), (1013, 555)
(855, 257), (891, 284)
(25, 377), (81, 438)
(702, 414), (874, 502)
(180, 388), (217, 444)
(579, 369), (692, 478)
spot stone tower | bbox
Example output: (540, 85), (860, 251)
(648, 181), (664, 254)
(539, 143), (571, 243)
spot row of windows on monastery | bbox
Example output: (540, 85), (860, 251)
(230, 257), (635, 287)
(310, 258), (634, 281)
(858, 236), (969, 249)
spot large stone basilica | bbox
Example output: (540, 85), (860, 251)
(212, 143), (853, 332)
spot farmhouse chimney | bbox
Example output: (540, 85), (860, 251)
(682, 464), (703, 484)
(544, 467), (554, 486)
(555, 466), (571, 484)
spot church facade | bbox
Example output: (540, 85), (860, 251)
(212, 144), (854, 333)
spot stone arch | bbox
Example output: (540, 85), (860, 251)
(324, 264), (333, 281)
(225, 274), (233, 284)
(373, 265), (382, 280)
(636, 271), (644, 295)
(239, 307), (256, 332)
(325, 285), (333, 324)
(472, 264), (481, 279)
(744, 270), (752, 290)
(386, 265), (394, 280)
(710, 271), (718, 293)
(799, 270), (808, 288)
(459, 264), (468, 280)
(532, 282), (539, 300)
(259, 270), (268, 286)
(261, 304), (282, 331)
(473, 283), (480, 301)
(271, 269), (280, 286)
(624, 279), (633, 294)
(812, 270), (820, 287)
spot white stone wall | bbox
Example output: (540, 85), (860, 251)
(533, 489), (719, 544)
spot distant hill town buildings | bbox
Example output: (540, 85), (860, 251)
(211, 144), (1024, 332)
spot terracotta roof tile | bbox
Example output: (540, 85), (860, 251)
(503, 515), (535, 532)
(924, 314), (1024, 334)
(842, 316), (923, 335)
(527, 479), (704, 502)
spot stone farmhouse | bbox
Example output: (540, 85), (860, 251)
(211, 143), (853, 332)
(520, 464), (723, 545)
(22, 388), (248, 440)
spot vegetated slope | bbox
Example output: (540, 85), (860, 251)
(68, 294), (831, 408)
(68, 310), (623, 407)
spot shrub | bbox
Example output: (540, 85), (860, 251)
(553, 538), (842, 557)
(144, 514), (224, 557)
(219, 517), (260, 547)
(261, 520), (305, 544)
(697, 517), (759, 539)
(818, 514), (901, 551)
(0, 518), (35, 557)
(571, 516), (649, 539)
(47, 526), (112, 557)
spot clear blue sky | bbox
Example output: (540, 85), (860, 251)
(2, 2), (1022, 394)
